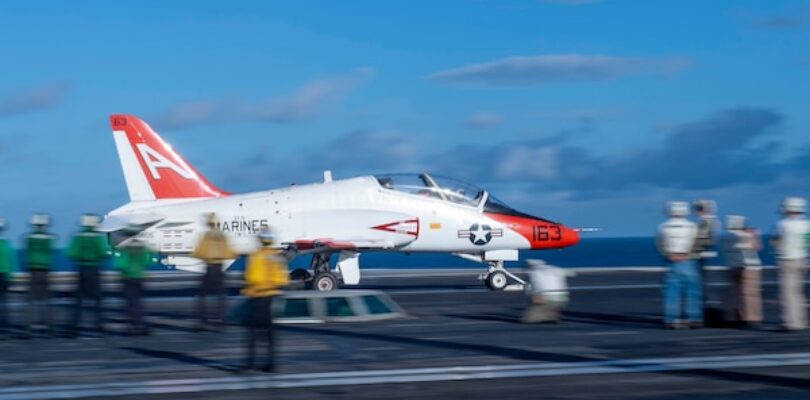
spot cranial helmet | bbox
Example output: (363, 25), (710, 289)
(694, 199), (717, 214)
(525, 259), (547, 270)
(205, 213), (219, 227)
(30, 213), (50, 227)
(258, 228), (275, 244)
(726, 215), (746, 230)
(666, 201), (690, 218)
(782, 197), (807, 214)
(80, 214), (100, 228)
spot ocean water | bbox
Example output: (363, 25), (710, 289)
(14, 236), (780, 272)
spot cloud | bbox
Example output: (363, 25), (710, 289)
(756, 16), (810, 29)
(225, 129), (425, 189)
(311, 130), (424, 173)
(440, 108), (785, 193)
(152, 100), (224, 129)
(222, 106), (808, 216)
(428, 139), (577, 187)
(213, 107), (810, 235)
(251, 70), (374, 122)
(590, 108), (783, 190)
(462, 112), (502, 129)
(541, 0), (601, 4)
(0, 82), (70, 116)
(428, 54), (691, 86)
(154, 68), (374, 129)
(214, 106), (810, 234)
(751, 8), (810, 29)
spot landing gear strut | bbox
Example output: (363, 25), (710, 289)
(309, 253), (338, 292)
(479, 260), (525, 291)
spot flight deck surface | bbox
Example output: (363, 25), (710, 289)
(0, 269), (808, 399)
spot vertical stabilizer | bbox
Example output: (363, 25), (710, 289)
(109, 114), (228, 201)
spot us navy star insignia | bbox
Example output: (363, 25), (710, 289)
(457, 223), (504, 246)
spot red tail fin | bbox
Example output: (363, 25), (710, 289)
(110, 114), (228, 201)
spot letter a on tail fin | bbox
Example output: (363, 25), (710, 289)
(110, 114), (229, 201)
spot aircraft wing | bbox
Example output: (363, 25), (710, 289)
(96, 213), (165, 232)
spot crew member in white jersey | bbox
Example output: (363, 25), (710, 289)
(657, 201), (701, 329)
(772, 197), (810, 331)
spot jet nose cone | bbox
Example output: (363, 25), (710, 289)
(560, 225), (580, 247)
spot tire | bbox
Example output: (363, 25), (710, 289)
(312, 272), (338, 292)
(486, 271), (508, 291)
(290, 269), (312, 281)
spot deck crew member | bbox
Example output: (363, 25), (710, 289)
(772, 197), (810, 332)
(114, 226), (156, 336)
(68, 214), (111, 336)
(692, 200), (719, 312)
(0, 218), (15, 337)
(657, 201), (701, 329)
(24, 214), (57, 337)
(722, 215), (762, 326)
(522, 260), (569, 324)
(242, 228), (289, 372)
(191, 213), (237, 331)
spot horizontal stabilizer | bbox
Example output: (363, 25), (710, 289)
(96, 213), (164, 232)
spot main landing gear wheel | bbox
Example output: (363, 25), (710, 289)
(485, 271), (508, 291)
(312, 272), (338, 292)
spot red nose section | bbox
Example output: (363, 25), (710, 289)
(486, 213), (580, 250)
(556, 225), (580, 248)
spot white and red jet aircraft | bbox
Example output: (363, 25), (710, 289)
(99, 115), (580, 291)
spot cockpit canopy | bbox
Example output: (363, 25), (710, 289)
(375, 173), (485, 207)
(374, 173), (557, 222)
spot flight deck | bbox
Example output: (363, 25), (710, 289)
(0, 268), (809, 399)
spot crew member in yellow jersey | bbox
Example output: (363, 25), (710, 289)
(191, 213), (237, 331)
(242, 228), (289, 372)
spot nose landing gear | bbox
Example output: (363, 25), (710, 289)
(485, 270), (508, 290)
(479, 260), (526, 291)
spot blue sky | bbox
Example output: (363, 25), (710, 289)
(1, 0), (809, 240)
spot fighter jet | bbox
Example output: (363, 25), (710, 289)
(100, 115), (579, 291)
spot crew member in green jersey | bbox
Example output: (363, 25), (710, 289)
(68, 214), (111, 336)
(113, 226), (156, 336)
(0, 218), (16, 337)
(24, 213), (56, 337)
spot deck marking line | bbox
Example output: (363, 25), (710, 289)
(4, 352), (810, 399)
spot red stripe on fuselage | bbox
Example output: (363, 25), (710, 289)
(371, 219), (420, 237)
